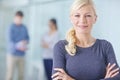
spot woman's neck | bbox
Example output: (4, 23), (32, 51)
(76, 33), (96, 47)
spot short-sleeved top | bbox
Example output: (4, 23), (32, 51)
(52, 39), (120, 80)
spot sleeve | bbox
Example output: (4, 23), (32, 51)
(6, 26), (16, 52)
(52, 41), (66, 74)
(7, 26), (15, 43)
(100, 41), (120, 80)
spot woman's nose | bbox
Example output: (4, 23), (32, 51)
(79, 16), (87, 24)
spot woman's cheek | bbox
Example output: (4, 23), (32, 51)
(73, 19), (78, 26)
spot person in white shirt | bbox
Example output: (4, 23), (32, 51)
(41, 18), (60, 80)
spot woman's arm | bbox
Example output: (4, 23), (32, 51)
(52, 41), (75, 80)
(52, 41), (66, 74)
(100, 41), (120, 80)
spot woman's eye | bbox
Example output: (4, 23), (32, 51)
(86, 15), (92, 17)
(75, 15), (80, 17)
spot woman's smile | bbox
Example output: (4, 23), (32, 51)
(78, 25), (88, 29)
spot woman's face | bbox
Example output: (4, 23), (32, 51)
(49, 21), (56, 30)
(70, 5), (97, 34)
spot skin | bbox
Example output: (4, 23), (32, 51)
(52, 5), (119, 80)
(48, 21), (57, 32)
(14, 16), (23, 25)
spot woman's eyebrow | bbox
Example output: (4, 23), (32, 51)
(85, 12), (92, 14)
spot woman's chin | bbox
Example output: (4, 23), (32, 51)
(77, 31), (90, 34)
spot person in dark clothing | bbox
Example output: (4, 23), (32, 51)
(52, 0), (120, 80)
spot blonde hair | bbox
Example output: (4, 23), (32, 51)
(65, 0), (96, 56)
(70, 0), (96, 16)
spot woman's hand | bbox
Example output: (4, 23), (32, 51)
(52, 68), (75, 80)
(105, 63), (119, 79)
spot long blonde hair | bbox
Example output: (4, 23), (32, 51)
(65, 0), (96, 56)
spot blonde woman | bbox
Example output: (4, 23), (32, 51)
(52, 0), (120, 80)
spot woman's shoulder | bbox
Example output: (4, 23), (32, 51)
(54, 40), (68, 55)
(55, 39), (68, 47)
(97, 39), (112, 47)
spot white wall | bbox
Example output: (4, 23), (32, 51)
(0, 8), (14, 50)
(0, 0), (29, 7)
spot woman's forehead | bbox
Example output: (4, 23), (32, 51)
(73, 5), (95, 14)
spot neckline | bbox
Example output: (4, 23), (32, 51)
(13, 23), (23, 27)
(76, 39), (99, 49)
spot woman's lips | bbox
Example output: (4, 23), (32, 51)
(78, 25), (88, 29)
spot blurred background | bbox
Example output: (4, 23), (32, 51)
(0, 0), (120, 80)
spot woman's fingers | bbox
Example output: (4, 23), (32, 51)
(106, 63), (116, 75)
(53, 76), (62, 80)
(52, 72), (62, 78)
(52, 68), (65, 79)
(109, 68), (119, 77)
(54, 68), (65, 73)
(111, 71), (119, 77)
(106, 63), (111, 69)
(108, 63), (116, 72)
(105, 63), (120, 79)
(106, 63), (111, 76)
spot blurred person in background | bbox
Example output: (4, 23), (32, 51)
(6, 11), (29, 80)
(41, 18), (60, 80)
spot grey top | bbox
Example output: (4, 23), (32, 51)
(52, 39), (120, 80)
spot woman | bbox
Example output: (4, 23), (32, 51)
(41, 18), (60, 80)
(52, 0), (120, 80)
